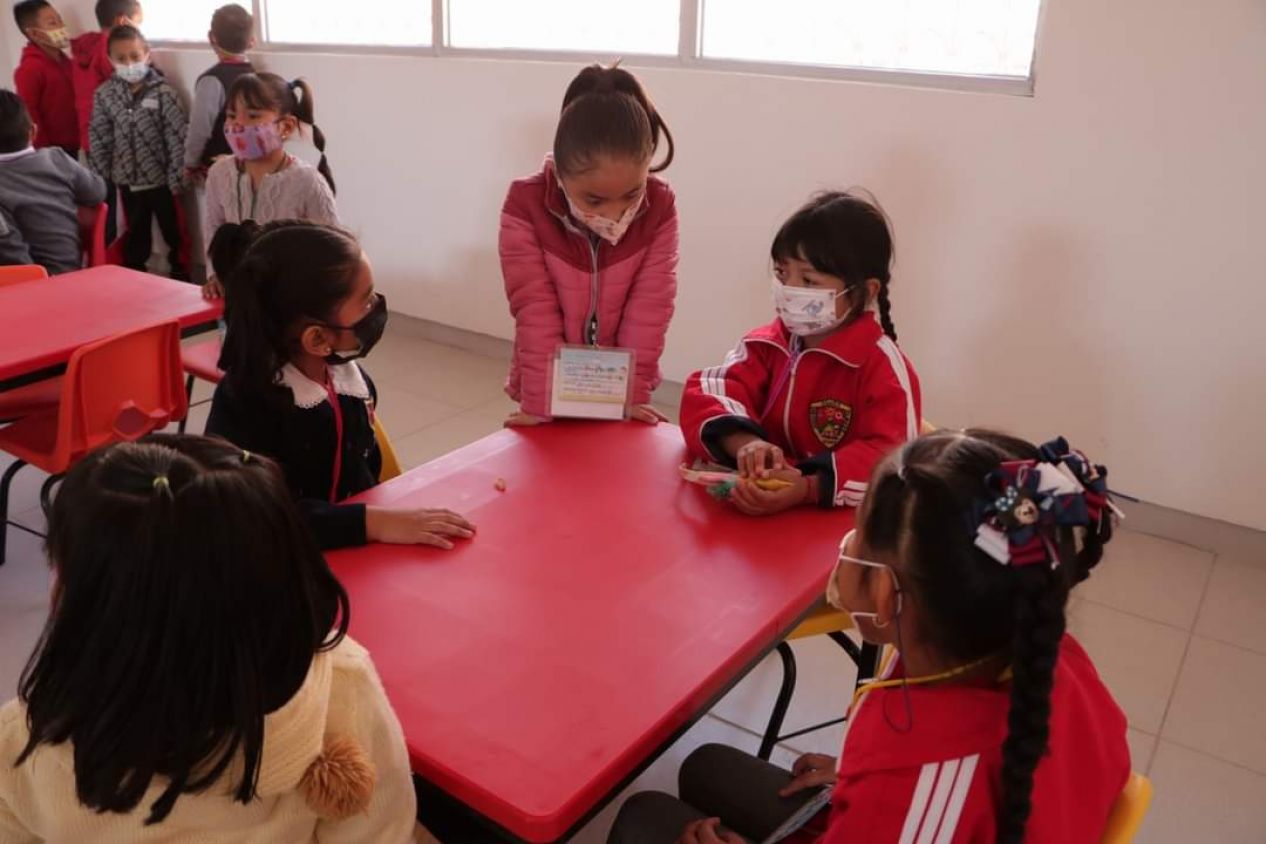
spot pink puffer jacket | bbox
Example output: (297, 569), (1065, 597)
(499, 157), (679, 417)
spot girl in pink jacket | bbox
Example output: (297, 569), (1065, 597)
(499, 64), (679, 426)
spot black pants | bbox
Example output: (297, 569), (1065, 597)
(104, 178), (118, 244)
(607, 745), (816, 844)
(119, 185), (186, 280)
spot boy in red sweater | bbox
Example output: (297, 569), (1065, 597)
(12, 0), (77, 155)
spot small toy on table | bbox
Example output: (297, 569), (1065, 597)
(679, 462), (795, 501)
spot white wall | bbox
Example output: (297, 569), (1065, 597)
(8, 0), (1266, 528)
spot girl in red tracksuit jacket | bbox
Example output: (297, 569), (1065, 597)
(500, 63), (678, 427)
(680, 191), (920, 516)
(608, 431), (1129, 844)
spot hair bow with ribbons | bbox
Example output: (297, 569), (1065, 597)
(972, 438), (1117, 569)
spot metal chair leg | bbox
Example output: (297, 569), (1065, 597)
(39, 474), (60, 518)
(758, 642), (797, 760)
(177, 374), (195, 434)
(0, 459), (28, 567)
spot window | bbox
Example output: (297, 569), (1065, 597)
(446, 0), (679, 55)
(263, 0), (431, 46)
(140, 0), (222, 43)
(699, 0), (1042, 78)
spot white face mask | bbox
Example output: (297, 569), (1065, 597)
(772, 278), (850, 337)
(114, 61), (149, 84)
(826, 529), (903, 628)
(561, 187), (640, 246)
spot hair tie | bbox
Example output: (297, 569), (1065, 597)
(153, 475), (170, 491)
(241, 450), (252, 463)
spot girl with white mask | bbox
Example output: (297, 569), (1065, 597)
(680, 191), (920, 516)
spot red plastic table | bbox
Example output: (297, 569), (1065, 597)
(327, 422), (856, 842)
(0, 266), (221, 391)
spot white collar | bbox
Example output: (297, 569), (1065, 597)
(0, 147), (37, 162)
(276, 362), (371, 409)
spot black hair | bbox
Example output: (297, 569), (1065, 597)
(215, 220), (363, 400)
(226, 72), (335, 193)
(106, 22), (147, 52)
(95, 0), (141, 28)
(771, 190), (898, 341)
(17, 434), (350, 824)
(554, 63), (674, 177)
(210, 3), (253, 55)
(0, 89), (33, 153)
(13, 0), (51, 33)
(859, 430), (1113, 844)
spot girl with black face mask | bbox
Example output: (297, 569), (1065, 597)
(206, 219), (476, 551)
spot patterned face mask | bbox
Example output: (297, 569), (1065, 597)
(772, 278), (851, 337)
(224, 122), (285, 161)
(41, 27), (70, 50)
(560, 185), (641, 246)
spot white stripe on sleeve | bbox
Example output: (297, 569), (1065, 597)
(898, 762), (940, 844)
(933, 754), (980, 844)
(699, 341), (750, 419)
(916, 758), (962, 844)
(876, 336), (917, 441)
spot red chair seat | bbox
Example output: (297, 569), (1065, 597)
(0, 378), (62, 420)
(182, 339), (224, 384)
(0, 410), (60, 471)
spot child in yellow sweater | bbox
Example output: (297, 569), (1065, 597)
(0, 435), (426, 842)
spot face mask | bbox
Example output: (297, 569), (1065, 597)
(772, 278), (851, 337)
(113, 61), (149, 84)
(826, 529), (903, 629)
(561, 185), (640, 246)
(41, 27), (70, 50)
(224, 122), (285, 162)
(322, 294), (388, 364)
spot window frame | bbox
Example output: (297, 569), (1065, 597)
(147, 0), (1042, 97)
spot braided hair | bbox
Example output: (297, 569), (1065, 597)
(771, 190), (899, 341)
(553, 63), (674, 176)
(860, 430), (1113, 843)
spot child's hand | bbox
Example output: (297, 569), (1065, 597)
(729, 469), (813, 516)
(780, 753), (838, 796)
(629, 404), (669, 425)
(365, 507), (475, 549)
(504, 411), (549, 427)
(735, 438), (787, 479)
(202, 275), (225, 300)
(679, 818), (744, 844)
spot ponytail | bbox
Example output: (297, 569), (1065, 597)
(287, 79), (336, 194)
(554, 63), (674, 176)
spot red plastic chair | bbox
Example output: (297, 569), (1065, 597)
(0, 264), (48, 285)
(77, 203), (109, 267)
(177, 338), (224, 434)
(0, 320), (188, 565)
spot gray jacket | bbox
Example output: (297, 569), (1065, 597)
(88, 70), (188, 191)
(0, 148), (106, 274)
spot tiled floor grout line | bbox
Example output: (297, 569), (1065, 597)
(1157, 735), (1266, 779)
(1073, 594), (1197, 635)
(1148, 551), (1220, 767)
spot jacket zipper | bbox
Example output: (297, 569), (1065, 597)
(782, 349), (802, 446)
(584, 238), (600, 346)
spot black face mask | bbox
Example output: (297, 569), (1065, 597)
(321, 294), (388, 364)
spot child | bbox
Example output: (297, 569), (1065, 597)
(12, 0), (79, 155)
(205, 220), (475, 552)
(71, 0), (144, 245)
(609, 430), (1129, 844)
(87, 24), (188, 280)
(0, 89), (106, 274)
(183, 4), (256, 180)
(500, 63), (678, 426)
(201, 72), (337, 300)
(679, 191), (920, 516)
(0, 435), (421, 840)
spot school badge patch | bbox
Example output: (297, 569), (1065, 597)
(809, 400), (852, 449)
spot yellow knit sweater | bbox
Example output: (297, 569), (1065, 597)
(0, 636), (421, 843)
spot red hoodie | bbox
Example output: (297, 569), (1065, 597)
(13, 43), (78, 152)
(69, 32), (115, 153)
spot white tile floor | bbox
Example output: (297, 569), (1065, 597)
(2, 320), (1265, 843)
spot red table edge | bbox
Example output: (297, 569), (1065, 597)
(406, 576), (832, 843)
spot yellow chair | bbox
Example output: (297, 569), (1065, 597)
(1101, 773), (1152, 843)
(373, 415), (403, 483)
